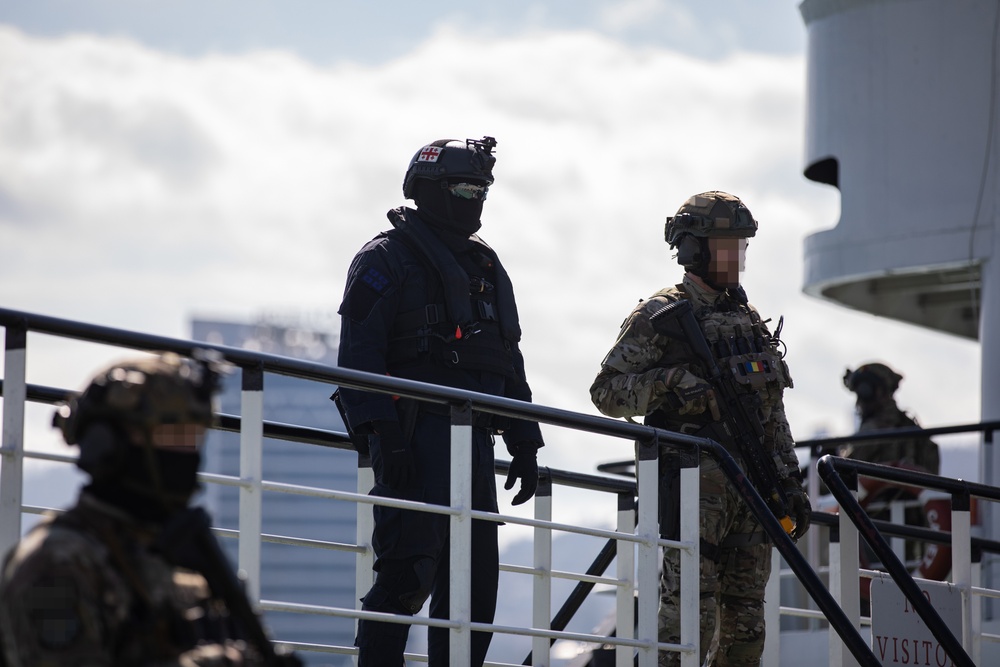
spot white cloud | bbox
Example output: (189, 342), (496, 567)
(0, 22), (982, 531)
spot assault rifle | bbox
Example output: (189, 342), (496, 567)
(156, 507), (303, 667)
(649, 299), (795, 536)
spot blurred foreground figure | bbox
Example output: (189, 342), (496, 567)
(337, 136), (544, 666)
(0, 352), (300, 667)
(591, 191), (810, 666)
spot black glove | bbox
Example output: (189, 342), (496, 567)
(374, 421), (415, 490)
(784, 477), (812, 541)
(504, 442), (540, 506)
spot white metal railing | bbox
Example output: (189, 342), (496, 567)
(0, 310), (711, 666)
(6, 307), (967, 666)
(769, 455), (1000, 667)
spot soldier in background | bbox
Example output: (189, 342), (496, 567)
(841, 362), (940, 475)
(0, 352), (297, 667)
(591, 191), (810, 666)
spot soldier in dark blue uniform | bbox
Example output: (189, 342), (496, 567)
(337, 136), (545, 667)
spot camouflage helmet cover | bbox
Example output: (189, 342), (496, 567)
(843, 362), (903, 395)
(402, 136), (497, 200)
(54, 351), (224, 447)
(664, 190), (758, 247)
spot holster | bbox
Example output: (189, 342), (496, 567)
(331, 389), (371, 457)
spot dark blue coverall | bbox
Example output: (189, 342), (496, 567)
(337, 207), (543, 666)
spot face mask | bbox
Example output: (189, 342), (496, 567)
(414, 179), (485, 236)
(89, 445), (201, 522)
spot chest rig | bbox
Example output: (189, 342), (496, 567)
(694, 296), (792, 417)
(385, 209), (520, 379)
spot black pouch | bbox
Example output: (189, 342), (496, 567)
(331, 389), (371, 457)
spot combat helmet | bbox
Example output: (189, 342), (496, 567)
(54, 351), (225, 481)
(843, 362), (903, 397)
(665, 191), (757, 273)
(665, 191), (758, 246)
(402, 136), (497, 200)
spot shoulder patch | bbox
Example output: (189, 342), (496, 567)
(361, 267), (392, 296)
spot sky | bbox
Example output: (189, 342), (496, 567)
(0, 0), (986, 660)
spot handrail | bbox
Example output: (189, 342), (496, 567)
(598, 419), (1000, 477)
(818, 455), (984, 667)
(805, 421), (999, 451)
(0, 306), (882, 665)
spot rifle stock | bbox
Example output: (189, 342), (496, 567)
(650, 299), (795, 536)
(156, 508), (302, 667)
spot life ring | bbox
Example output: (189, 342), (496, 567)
(855, 463), (952, 599)
(915, 492), (952, 581)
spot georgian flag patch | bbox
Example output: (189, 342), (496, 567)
(417, 146), (442, 162)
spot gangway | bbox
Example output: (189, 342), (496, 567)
(2, 306), (994, 665)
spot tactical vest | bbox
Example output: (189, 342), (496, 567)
(384, 208), (521, 380)
(647, 286), (792, 453)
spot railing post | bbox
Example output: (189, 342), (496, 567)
(0, 323), (27, 557)
(635, 439), (659, 667)
(239, 363), (264, 603)
(830, 470), (861, 667)
(890, 499), (905, 561)
(807, 446), (821, 570)
(678, 449), (699, 667)
(616, 491), (636, 667)
(355, 448), (374, 654)
(972, 546), (983, 666)
(532, 473), (553, 667)
(449, 402), (473, 665)
(763, 547), (782, 665)
(951, 491), (973, 651)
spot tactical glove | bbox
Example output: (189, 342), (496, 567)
(504, 441), (540, 506)
(783, 476), (812, 541)
(657, 368), (721, 420)
(374, 420), (416, 490)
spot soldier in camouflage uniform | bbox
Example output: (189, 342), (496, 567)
(841, 362), (940, 474)
(0, 352), (296, 667)
(590, 191), (811, 666)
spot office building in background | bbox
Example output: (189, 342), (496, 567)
(192, 315), (355, 667)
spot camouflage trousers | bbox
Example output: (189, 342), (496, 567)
(657, 459), (771, 666)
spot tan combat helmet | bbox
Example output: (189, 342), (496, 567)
(664, 191), (758, 246)
(53, 351), (225, 481)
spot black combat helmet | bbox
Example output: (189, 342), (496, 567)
(402, 136), (497, 200)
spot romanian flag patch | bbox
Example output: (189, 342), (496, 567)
(742, 360), (769, 374)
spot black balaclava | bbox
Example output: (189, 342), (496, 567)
(413, 178), (485, 237)
(85, 426), (202, 523)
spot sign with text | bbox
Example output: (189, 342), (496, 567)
(870, 577), (962, 666)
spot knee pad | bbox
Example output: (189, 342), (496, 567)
(364, 557), (436, 615)
(716, 635), (765, 665)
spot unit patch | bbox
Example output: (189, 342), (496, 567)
(417, 146), (442, 162)
(362, 267), (392, 295)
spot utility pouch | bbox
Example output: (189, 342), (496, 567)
(331, 389), (371, 457)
